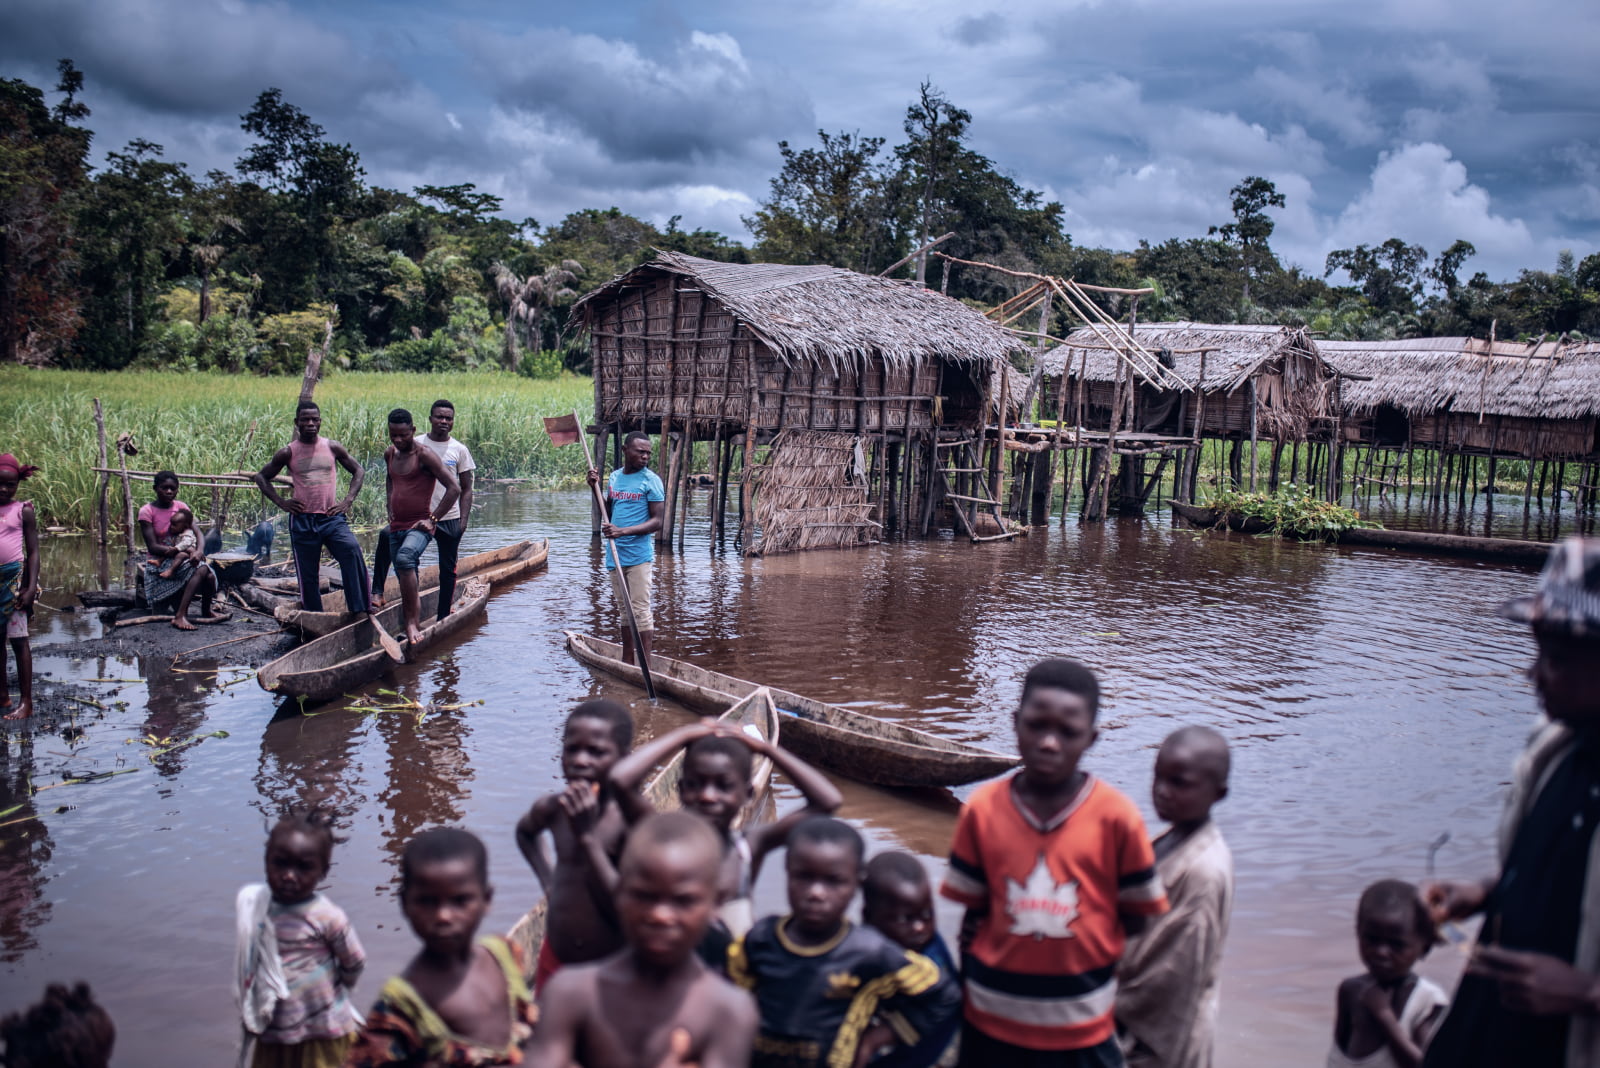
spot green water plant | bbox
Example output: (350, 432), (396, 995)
(1201, 483), (1376, 540)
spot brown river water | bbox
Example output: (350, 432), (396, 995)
(0, 487), (1550, 1064)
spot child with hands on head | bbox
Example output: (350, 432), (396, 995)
(1330, 880), (1446, 1068)
(347, 827), (537, 1066)
(527, 811), (758, 1068)
(609, 716), (843, 940)
(234, 807), (366, 1068)
(516, 699), (635, 993)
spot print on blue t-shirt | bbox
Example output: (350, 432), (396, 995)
(606, 467), (664, 569)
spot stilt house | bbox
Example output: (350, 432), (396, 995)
(1321, 337), (1600, 461)
(571, 252), (1021, 553)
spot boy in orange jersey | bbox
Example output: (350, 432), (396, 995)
(940, 658), (1168, 1067)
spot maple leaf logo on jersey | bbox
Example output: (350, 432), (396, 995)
(1005, 854), (1079, 939)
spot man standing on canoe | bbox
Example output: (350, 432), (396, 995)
(420, 399), (474, 621)
(253, 401), (373, 617)
(384, 408), (458, 646)
(586, 431), (664, 665)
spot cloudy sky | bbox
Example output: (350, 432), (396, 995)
(3, 0), (1597, 280)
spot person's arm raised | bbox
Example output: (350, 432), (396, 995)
(739, 732), (844, 875)
(562, 784), (621, 897)
(607, 722), (716, 825)
(327, 440), (365, 517)
(515, 793), (562, 890)
(253, 447), (303, 514)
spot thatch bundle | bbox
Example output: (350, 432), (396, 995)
(1321, 337), (1600, 421)
(748, 430), (880, 555)
(574, 251), (1021, 371)
(1038, 322), (1337, 441)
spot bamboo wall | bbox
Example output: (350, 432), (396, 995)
(1343, 411), (1599, 460)
(587, 271), (980, 437)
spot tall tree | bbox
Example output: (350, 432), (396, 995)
(1325, 239), (1429, 315)
(491, 259), (582, 368)
(1209, 176), (1285, 304)
(0, 60), (92, 364)
(744, 131), (895, 271)
(76, 139), (194, 367)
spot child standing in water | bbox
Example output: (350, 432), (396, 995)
(515, 700), (635, 992)
(347, 827), (537, 1066)
(0, 453), (40, 721)
(1329, 879), (1447, 1068)
(528, 812), (758, 1068)
(235, 809), (366, 1068)
(940, 658), (1169, 1067)
(609, 719), (843, 939)
(157, 506), (200, 580)
(1117, 726), (1235, 1068)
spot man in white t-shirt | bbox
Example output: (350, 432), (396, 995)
(374, 398), (478, 620)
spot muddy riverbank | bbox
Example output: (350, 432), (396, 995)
(0, 486), (1545, 1064)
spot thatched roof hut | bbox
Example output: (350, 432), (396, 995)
(1320, 337), (1600, 458)
(572, 251), (1021, 435)
(1037, 322), (1338, 441)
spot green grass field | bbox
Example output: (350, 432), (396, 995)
(0, 368), (595, 527)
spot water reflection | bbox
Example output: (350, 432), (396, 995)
(0, 730), (52, 962)
(372, 657), (475, 881)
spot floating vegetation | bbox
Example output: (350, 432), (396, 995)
(132, 729), (230, 760)
(338, 689), (486, 726)
(1202, 484), (1376, 540)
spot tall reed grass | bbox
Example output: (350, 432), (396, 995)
(0, 368), (595, 528)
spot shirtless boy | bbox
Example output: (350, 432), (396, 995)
(516, 700), (634, 992)
(528, 811), (758, 1068)
(382, 409), (458, 646)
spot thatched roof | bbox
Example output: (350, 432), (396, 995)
(1320, 337), (1600, 420)
(1037, 322), (1323, 393)
(571, 251), (1022, 369)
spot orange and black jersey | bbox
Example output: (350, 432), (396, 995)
(728, 916), (960, 1068)
(940, 774), (1168, 1051)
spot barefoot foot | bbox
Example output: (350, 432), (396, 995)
(4, 700), (33, 720)
(172, 617), (197, 631)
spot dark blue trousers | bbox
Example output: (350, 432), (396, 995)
(289, 512), (369, 614)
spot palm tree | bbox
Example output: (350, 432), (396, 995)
(491, 260), (583, 369)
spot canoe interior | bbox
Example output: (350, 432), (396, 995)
(292, 539), (534, 618)
(258, 581), (489, 701)
(504, 687), (779, 981)
(564, 631), (1017, 788)
(282, 540), (548, 636)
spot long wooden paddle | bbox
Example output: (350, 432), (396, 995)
(548, 412), (656, 699)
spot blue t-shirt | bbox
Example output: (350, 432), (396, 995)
(606, 467), (664, 569)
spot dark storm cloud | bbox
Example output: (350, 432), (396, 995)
(464, 26), (813, 165)
(949, 14), (1007, 47)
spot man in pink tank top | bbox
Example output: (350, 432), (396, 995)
(382, 408), (459, 646)
(252, 401), (374, 616)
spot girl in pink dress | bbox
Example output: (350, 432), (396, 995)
(0, 453), (40, 720)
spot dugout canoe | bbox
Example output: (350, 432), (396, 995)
(1170, 501), (1551, 566)
(256, 579), (491, 704)
(503, 686), (780, 982)
(565, 631), (1018, 789)
(276, 539), (547, 636)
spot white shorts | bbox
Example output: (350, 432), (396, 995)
(611, 561), (654, 633)
(6, 610), (27, 639)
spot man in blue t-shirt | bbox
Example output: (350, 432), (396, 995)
(586, 431), (666, 664)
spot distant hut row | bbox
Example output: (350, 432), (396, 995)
(573, 253), (1599, 554)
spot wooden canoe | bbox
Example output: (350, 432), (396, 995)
(277, 539), (547, 635)
(504, 686), (780, 982)
(565, 631), (1017, 789)
(257, 579), (491, 704)
(1171, 501), (1551, 566)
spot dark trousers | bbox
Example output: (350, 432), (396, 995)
(372, 519), (461, 620)
(957, 1020), (1124, 1068)
(289, 512), (369, 614)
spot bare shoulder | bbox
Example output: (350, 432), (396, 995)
(705, 970), (757, 1023)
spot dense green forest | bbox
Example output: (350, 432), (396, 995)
(4, 63), (1597, 375)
